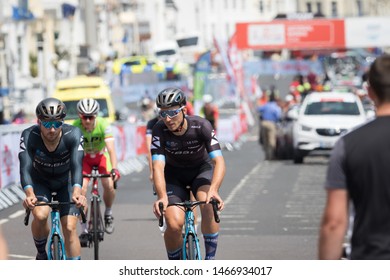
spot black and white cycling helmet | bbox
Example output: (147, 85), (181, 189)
(156, 87), (186, 109)
(36, 97), (67, 120)
(77, 98), (100, 115)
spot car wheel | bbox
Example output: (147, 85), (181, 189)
(293, 149), (304, 164)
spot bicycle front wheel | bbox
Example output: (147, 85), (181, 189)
(186, 234), (198, 260)
(92, 196), (100, 260)
(51, 235), (61, 260)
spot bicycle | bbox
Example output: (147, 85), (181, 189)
(82, 166), (117, 260)
(24, 192), (86, 260)
(158, 198), (220, 260)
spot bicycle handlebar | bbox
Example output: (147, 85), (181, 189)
(83, 173), (118, 189)
(158, 199), (220, 227)
(24, 202), (86, 226)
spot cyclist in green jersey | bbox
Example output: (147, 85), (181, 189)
(73, 98), (120, 245)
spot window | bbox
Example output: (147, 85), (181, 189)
(259, 0), (264, 13)
(316, 2), (322, 14)
(331, 1), (338, 17)
(306, 2), (312, 13)
(356, 0), (363, 16)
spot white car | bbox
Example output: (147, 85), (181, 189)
(288, 91), (372, 164)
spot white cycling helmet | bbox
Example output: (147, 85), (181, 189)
(77, 98), (100, 115)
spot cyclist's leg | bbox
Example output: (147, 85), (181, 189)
(30, 182), (51, 260)
(59, 183), (82, 259)
(164, 194), (186, 260)
(164, 165), (194, 259)
(192, 163), (219, 260)
(99, 153), (116, 233)
(79, 158), (92, 240)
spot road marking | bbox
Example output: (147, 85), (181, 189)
(9, 209), (25, 219)
(8, 254), (34, 260)
(0, 218), (9, 225)
(224, 162), (262, 205)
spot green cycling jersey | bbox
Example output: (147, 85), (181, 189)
(73, 117), (114, 154)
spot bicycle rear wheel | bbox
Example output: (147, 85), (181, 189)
(92, 196), (100, 260)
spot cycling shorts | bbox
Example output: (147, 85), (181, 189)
(164, 161), (213, 203)
(83, 152), (112, 176)
(32, 176), (79, 217)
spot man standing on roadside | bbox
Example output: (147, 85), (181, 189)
(319, 54), (390, 259)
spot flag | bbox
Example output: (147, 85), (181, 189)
(193, 50), (212, 101)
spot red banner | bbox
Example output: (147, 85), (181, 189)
(236, 19), (345, 50)
(136, 125), (148, 155)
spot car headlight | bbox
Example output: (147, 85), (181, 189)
(300, 124), (312, 131)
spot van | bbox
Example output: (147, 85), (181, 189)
(52, 76), (116, 124)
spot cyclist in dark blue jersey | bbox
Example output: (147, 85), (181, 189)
(151, 88), (226, 260)
(19, 97), (86, 260)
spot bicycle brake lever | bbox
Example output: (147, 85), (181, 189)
(24, 209), (31, 226)
(79, 206), (87, 223)
(211, 199), (220, 223)
(158, 202), (164, 227)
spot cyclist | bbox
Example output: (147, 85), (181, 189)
(72, 98), (120, 245)
(146, 104), (161, 187)
(151, 87), (225, 260)
(19, 97), (86, 260)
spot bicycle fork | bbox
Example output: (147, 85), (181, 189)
(47, 210), (66, 260)
(182, 211), (201, 260)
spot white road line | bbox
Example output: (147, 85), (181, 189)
(9, 209), (25, 219)
(224, 162), (262, 205)
(0, 219), (9, 225)
(8, 254), (34, 260)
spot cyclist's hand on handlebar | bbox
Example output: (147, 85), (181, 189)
(23, 195), (37, 210)
(72, 193), (87, 208)
(110, 168), (121, 182)
(206, 191), (224, 211)
(153, 198), (168, 219)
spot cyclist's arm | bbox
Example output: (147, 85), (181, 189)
(145, 133), (153, 181)
(18, 129), (34, 191)
(152, 157), (167, 200)
(69, 127), (84, 189)
(18, 128), (37, 208)
(105, 138), (118, 170)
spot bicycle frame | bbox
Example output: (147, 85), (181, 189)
(83, 166), (111, 260)
(47, 200), (67, 260)
(24, 193), (86, 260)
(159, 199), (220, 260)
(182, 202), (202, 260)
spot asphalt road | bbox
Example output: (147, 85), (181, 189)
(0, 127), (329, 260)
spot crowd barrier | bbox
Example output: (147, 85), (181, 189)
(0, 109), (251, 211)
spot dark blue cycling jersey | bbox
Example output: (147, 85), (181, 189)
(19, 124), (84, 190)
(151, 115), (222, 167)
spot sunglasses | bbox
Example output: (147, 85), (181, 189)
(41, 120), (64, 129)
(81, 115), (96, 120)
(159, 106), (184, 119)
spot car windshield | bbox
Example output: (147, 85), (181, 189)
(304, 101), (360, 115)
(63, 99), (109, 120)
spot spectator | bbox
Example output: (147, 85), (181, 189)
(319, 54), (390, 259)
(258, 90), (282, 160)
(200, 94), (219, 132)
